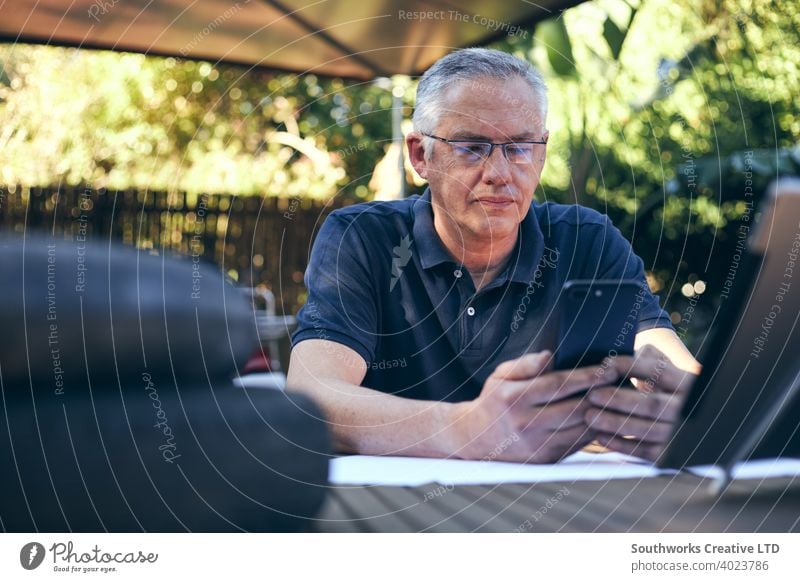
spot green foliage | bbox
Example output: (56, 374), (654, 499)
(535, 18), (577, 78)
(602, 15), (627, 61)
(0, 46), (396, 198)
(496, 0), (800, 348)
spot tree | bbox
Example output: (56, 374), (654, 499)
(0, 45), (400, 199)
(493, 0), (800, 348)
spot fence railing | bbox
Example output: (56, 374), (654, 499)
(0, 185), (354, 315)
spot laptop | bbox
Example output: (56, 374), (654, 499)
(658, 177), (800, 469)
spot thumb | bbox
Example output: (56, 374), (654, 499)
(491, 350), (552, 381)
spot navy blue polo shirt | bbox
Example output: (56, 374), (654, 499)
(291, 189), (672, 402)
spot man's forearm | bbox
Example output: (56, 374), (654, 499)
(287, 376), (465, 457)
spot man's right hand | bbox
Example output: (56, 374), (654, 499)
(449, 351), (620, 463)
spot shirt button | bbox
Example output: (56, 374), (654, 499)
(454, 269), (463, 278)
(467, 306), (476, 316)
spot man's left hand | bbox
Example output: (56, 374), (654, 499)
(583, 345), (698, 461)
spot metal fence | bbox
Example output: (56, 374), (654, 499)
(0, 185), (353, 315)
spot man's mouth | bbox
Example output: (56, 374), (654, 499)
(475, 197), (515, 209)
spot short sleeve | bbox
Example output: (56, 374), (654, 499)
(291, 213), (378, 364)
(592, 215), (673, 331)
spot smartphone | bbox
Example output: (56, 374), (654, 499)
(553, 279), (641, 370)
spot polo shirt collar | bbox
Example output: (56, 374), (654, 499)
(412, 189), (457, 269)
(411, 188), (545, 284)
(506, 203), (545, 284)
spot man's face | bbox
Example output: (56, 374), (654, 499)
(408, 75), (548, 246)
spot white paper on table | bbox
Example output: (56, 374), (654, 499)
(686, 457), (800, 480)
(232, 372), (286, 390)
(329, 451), (675, 486)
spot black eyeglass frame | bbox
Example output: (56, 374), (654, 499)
(421, 132), (548, 164)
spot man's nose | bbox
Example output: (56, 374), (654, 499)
(482, 145), (513, 184)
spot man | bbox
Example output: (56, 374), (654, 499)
(287, 48), (700, 463)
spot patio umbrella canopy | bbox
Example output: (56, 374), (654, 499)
(0, 0), (580, 78)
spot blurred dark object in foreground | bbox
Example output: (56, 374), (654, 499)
(0, 237), (331, 531)
(1, 385), (330, 532)
(0, 236), (256, 386)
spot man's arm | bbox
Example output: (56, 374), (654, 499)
(634, 327), (701, 375)
(287, 339), (462, 457)
(288, 339), (622, 462)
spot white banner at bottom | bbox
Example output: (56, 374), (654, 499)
(1, 533), (797, 581)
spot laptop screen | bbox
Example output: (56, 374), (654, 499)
(658, 178), (800, 468)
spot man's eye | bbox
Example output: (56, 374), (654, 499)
(454, 143), (488, 157)
(506, 144), (534, 157)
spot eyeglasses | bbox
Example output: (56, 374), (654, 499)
(422, 133), (547, 165)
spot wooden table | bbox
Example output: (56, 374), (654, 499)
(313, 474), (800, 532)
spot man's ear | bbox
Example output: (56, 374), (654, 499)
(406, 132), (429, 180)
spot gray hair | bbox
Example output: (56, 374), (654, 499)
(412, 48), (548, 140)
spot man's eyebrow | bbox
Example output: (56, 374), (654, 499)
(508, 133), (540, 141)
(449, 131), (540, 141)
(448, 131), (490, 141)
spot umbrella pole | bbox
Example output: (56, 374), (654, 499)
(392, 80), (406, 198)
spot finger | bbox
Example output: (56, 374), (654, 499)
(560, 424), (601, 459)
(586, 386), (681, 422)
(491, 351), (552, 381)
(594, 433), (664, 462)
(514, 397), (593, 432)
(610, 350), (695, 395)
(515, 364), (620, 406)
(522, 424), (597, 464)
(584, 407), (674, 444)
